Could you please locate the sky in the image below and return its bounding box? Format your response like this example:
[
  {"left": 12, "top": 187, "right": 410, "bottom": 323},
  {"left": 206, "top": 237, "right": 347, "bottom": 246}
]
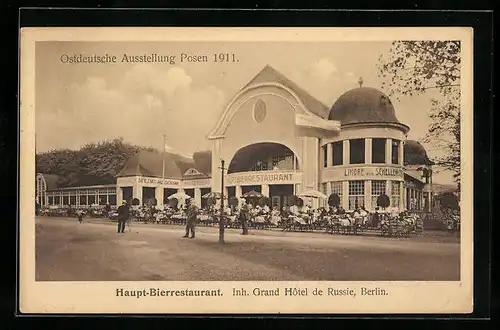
[{"left": 35, "top": 41, "right": 456, "bottom": 185}]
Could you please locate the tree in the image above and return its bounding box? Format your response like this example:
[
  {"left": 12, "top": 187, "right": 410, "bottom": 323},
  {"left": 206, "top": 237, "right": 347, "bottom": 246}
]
[
  {"left": 377, "top": 194, "right": 390, "bottom": 209},
  {"left": 438, "top": 192, "right": 459, "bottom": 211},
  {"left": 378, "top": 41, "right": 461, "bottom": 187},
  {"left": 228, "top": 196, "right": 239, "bottom": 207},
  {"left": 36, "top": 137, "right": 156, "bottom": 187},
  {"left": 328, "top": 193, "right": 341, "bottom": 207}
]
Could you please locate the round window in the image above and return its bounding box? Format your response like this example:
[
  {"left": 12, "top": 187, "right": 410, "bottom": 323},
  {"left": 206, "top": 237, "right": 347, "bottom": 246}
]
[{"left": 253, "top": 99, "right": 267, "bottom": 123}]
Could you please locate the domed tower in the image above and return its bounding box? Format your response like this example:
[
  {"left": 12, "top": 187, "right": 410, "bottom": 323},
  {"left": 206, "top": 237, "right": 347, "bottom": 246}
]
[{"left": 319, "top": 82, "right": 409, "bottom": 211}]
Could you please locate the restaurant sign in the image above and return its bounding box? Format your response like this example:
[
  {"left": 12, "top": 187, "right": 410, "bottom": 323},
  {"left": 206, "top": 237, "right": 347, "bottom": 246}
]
[
  {"left": 182, "top": 179, "right": 211, "bottom": 187},
  {"left": 137, "top": 177, "right": 180, "bottom": 186},
  {"left": 226, "top": 171, "right": 299, "bottom": 186},
  {"left": 344, "top": 167, "right": 403, "bottom": 178}
]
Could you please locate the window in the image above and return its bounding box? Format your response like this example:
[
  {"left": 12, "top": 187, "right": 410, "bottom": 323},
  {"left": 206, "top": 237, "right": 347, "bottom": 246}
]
[
  {"left": 391, "top": 181, "right": 400, "bottom": 208},
  {"left": 371, "top": 180, "right": 386, "bottom": 208},
  {"left": 322, "top": 145, "right": 328, "bottom": 167},
  {"left": 331, "top": 181, "right": 343, "bottom": 196},
  {"left": 48, "top": 196, "right": 53, "bottom": 205},
  {"left": 108, "top": 194, "right": 117, "bottom": 206},
  {"left": 392, "top": 140, "right": 400, "bottom": 164},
  {"left": 54, "top": 196, "right": 60, "bottom": 205},
  {"left": 332, "top": 142, "right": 343, "bottom": 166},
  {"left": 79, "top": 195, "right": 87, "bottom": 206},
  {"left": 321, "top": 182, "right": 328, "bottom": 195},
  {"left": 348, "top": 181, "right": 365, "bottom": 210},
  {"left": 99, "top": 195, "right": 107, "bottom": 205},
  {"left": 63, "top": 196, "right": 69, "bottom": 205},
  {"left": 349, "top": 139, "right": 365, "bottom": 164},
  {"left": 70, "top": 196, "right": 76, "bottom": 206},
  {"left": 372, "top": 138, "right": 386, "bottom": 164},
  {"left": 88, "top": 195, "right": 96, "bottom": 205}
]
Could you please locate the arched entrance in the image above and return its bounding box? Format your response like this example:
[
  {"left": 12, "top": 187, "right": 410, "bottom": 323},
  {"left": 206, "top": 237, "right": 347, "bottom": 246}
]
[
  {"left": 228, "top": 142, "right": 299, "bottom": 174},
  {"left": 227, "top": 142, "right": 300, "bottom": 210}
]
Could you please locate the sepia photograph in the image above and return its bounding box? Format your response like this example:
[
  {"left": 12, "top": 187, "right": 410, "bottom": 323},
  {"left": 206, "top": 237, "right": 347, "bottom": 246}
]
[{"left": 20, "top": 27, "right": 473, "bottom": 313}]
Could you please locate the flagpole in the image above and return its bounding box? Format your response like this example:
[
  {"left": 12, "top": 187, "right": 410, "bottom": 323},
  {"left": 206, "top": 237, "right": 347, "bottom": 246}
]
[{"left": 162, "top": 134, "right": 166, "bottom": 179}]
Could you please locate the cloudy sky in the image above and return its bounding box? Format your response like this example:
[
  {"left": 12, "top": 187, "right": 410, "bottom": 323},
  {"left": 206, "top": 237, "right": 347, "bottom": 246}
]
[{"left": 35, "top": 41, "right": 454, "bottom": 184}]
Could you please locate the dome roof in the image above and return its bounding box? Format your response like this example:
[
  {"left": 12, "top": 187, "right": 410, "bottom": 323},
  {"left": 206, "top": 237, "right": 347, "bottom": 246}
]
[
  {"left": 328, "top": 87, "right": 403, "bottom": 125},
  {"left": 404, "top": 140, "right": 433, "bottom": 165}
]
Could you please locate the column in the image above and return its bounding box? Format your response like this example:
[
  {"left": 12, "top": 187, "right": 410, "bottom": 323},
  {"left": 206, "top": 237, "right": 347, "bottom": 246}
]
[
  {"left": 342, "top": 181, "right": 349, "bottom": 210},
  {"left": 262, "top": 184, "right": 269, "bottom": 197},
  {"left": 235, "top": 185, "right": 242, "bottom": 199},
  {"left": 194, "top": 188, "right": 201, "bottom": 208},
  {"left": 399, "top": 140, "right": 405, "bottom": 165},
  {"left": 343, "top": 140, "right": 349, "bottom": 165},
  {"left": 134, "top": 185, "right": 143, "bottom": 205},
  {"left": 365, "top": 138, "right": 372, "bottom": 165},
  {"left": 116, "top": 186, "right": 123, "bottom": 206},
  {"left": 326, "top": 181, "right": 332, "bottom": 197},
  {"left": 399, "top": 182, "right": 404, "bottom": 211},
  {"left": 156, "top": 186, "right": 164, "bottom": 207},
  {"left": 386, "top": 180, "right": 392, "bottom": 208},
  {"left": 59, "top": 192, "right": 63, "bottom": 206},
  {"left": 76, "top": 190, "right": 80, "bottom": 207},
  {"left": 365, "top": 180, "right": 372, "bottom": 211},
  {"left": 301, "top": 137, "right": 320, "bottom": 190},
  {"left": 386, "top": 139, "right": 392, "bottom": 164},
  {"left": 327, "top": 143, "right": 333, "bottom": 167}
]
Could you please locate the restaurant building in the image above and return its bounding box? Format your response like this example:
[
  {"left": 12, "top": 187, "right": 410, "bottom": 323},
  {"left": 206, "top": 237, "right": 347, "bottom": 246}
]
[{"left": 36, "top": 65, "right": 437, "bottom": 212}]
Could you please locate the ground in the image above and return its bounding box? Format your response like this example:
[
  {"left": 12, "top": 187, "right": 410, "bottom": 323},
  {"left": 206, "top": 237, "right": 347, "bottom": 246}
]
[{"left": 35, "top": 217, "right": 460, "bottom": 281}]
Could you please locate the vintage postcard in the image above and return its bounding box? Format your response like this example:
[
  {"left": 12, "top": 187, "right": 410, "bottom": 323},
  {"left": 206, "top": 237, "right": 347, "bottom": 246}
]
[{"left": 20, "top": 27, "right": 473, "bottom": 314}]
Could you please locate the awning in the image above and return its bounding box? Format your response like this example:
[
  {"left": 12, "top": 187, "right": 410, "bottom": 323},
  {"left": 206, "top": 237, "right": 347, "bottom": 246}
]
[
  {"left": 404, "top": 170, "right": 426, "bottom": 184},
  {"left": 295, "top": 114, "right": 341, "bottom": 137}
]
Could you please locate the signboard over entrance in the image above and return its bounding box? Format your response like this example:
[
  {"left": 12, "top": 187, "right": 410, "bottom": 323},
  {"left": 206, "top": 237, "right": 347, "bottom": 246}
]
[
  {"left": 137, "top": 177, "right": 180, "bottom": 186},
  {"left": 182, "top": 179, "right": 211, "bottom": 187},
  {"left": 226, "top": 171, "right": 299, "bottom": 186}
]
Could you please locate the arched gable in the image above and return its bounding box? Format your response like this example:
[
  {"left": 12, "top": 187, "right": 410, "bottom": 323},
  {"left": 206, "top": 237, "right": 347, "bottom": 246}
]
[{"left": 208, "top": 83, "right": 320, "bottom": 139}]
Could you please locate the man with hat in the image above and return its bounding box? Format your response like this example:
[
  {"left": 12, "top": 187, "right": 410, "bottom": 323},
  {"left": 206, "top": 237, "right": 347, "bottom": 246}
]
[
  {"left": 239, "top": 198, "right": 250, "bottom": 235},
  {"left": 183, "top": 198, "right": 198, "bottom": 239},
  {"left": 117, "top": 200, "right": 130, "bottom": 234}
]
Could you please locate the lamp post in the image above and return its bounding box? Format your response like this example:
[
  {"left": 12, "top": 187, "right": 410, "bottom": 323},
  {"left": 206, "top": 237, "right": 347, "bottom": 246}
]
[
  {"left": 219, "top": 159, "right": 226, "bottom": 244},
  {"left": 162, "top": 134, "right": 166, "bottom": 179}
]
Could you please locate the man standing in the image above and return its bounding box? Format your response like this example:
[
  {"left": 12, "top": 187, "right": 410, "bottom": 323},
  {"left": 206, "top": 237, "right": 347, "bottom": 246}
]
[
  {"left": 240, "top": 199, "right": 249, "bottom": 235},
  {"left": 183, "top": 198, "right": 198, "bottom": 239},
  {"left": 117, "top": 201, "right": 129, "bottom": 234}
]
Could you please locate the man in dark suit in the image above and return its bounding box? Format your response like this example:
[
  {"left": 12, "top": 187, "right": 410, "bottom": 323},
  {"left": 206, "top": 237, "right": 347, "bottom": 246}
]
[
  {"left": 183, "top": 198, "right": 198, "bottom": 239},
  {"left": 240, "top": 199, "right": 250, "bottom": 235},
  {"left": 117, "top": 201, "right": 130, "bottom": 234}
]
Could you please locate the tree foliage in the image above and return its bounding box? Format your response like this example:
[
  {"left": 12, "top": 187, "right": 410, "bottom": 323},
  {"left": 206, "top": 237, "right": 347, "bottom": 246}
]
[
  {"left": 328, "top": 193, "right": 341, "bottom": 207},
  {"left": 438, "top": 192, "right": 460, "bottom": 211},
  {"left": 36, "top": 137, "right": 156, "bottom": 187},
  {"left": 378, "top": 41, "right": 461, "bottom": 186},
  {"left": 376, "top": 194, "right": 390, "bottom": 209}
]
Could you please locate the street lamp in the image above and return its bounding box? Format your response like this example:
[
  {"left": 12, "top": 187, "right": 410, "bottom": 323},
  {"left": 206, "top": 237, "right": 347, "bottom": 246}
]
[{"left": 219, "top": 158, "right": 226, "bottom": 244}]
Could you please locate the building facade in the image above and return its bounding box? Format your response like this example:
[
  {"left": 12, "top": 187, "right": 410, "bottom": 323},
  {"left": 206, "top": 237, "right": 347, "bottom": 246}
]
[{"left": 37, "top": 65, "right": 439, "bottom": 212}]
